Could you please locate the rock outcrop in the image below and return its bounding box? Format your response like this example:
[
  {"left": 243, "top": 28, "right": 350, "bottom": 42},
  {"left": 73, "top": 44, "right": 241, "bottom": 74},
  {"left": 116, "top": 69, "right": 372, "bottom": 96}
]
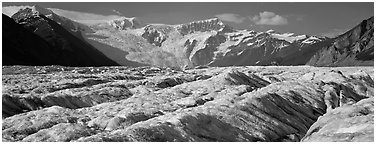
[
  {"left": 141, "top": 25, "right": 169, "bottom": 47},
  {"left": 2, "top": 66, "right": 373, "bottom": 142},
  {"left": 177, "top": 18, "right": 234, "bottom": 36},
  {"left": 108, "top": 17, "right": 143, "bottom": 30}
]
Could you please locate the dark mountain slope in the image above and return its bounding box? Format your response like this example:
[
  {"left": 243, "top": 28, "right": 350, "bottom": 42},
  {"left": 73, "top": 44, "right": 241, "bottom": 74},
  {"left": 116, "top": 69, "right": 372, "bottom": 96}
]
[
  {"left": 279, "top": 38, "right": 335, "bottom": 66},
  {"left": 3, "top": 8, "right": 119, "bottom": 66},
  {"left": 2, "top": 14, "right": 58, "bottom": 65},
  {"left": 307, "top": 17, "right": 374, "bottom": 66}
]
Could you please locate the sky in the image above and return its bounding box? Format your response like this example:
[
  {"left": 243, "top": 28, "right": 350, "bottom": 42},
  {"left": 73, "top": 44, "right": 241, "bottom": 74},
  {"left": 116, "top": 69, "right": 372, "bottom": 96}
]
[{"left": 2, "top": 2, "right": 374, "bottom": 37}]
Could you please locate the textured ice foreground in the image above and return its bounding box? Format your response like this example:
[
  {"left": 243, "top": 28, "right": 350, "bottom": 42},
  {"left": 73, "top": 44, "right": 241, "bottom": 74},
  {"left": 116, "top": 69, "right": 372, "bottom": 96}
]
[{"left": 2, "top": 66, "right": 374, "bottom": 142}]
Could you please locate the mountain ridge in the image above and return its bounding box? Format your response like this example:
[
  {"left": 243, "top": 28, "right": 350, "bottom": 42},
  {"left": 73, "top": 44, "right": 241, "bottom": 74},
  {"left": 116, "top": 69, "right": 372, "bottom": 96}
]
[
  {"left": 3, "top": 7, "right": 119, "bottom": 66},
  {"left": 2, "top": 5, "right": 373, "bottom": 68},
  {"left": 306, "top": 16, "right": 374, "bottom": 66}
]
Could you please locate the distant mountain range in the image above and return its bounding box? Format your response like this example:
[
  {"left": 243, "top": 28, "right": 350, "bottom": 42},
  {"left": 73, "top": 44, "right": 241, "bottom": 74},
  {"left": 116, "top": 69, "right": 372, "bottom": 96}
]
[{"left": 2, "top": 5, "right": 374, "bottom": 67}]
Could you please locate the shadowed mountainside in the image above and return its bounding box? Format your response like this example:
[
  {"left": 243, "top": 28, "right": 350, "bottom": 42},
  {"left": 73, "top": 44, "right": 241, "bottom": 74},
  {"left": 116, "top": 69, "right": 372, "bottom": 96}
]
[
  {"left": 3, "top": 14, "right": 58, "bottom": 65},
  {"left": 3, "top": 8, "right": 119, "bottom": 66}
]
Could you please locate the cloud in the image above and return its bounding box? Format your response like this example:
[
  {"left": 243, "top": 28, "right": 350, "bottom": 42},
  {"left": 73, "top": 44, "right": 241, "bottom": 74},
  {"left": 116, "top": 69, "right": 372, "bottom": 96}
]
[
  {"left": 112, "top": 9, "right": 123, "bottom": 15},
  {"left": 215, "top": 13, "right": 246, "bottom": 23},
  {"left": 251, "top": 11, "right": 288, "bottom": 25},
  {"left": 320, "top": 28, "right": 348, "bottom": 38},
  {"left": 47, "top": 8, "right": 122, "bottom": 25}
]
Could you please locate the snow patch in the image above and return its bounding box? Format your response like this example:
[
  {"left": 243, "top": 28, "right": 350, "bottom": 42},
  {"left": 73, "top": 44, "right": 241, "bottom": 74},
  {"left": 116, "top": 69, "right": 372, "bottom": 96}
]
[
  {"left": 237, "top": 50, "right": 246, "bottom": 55},
  {"left": 302, "top": 36, "right": 322, "bottom": 44},
  {"left": 271, "top": 42, "right": 289, "bottom": 54},
  {"left": 185, "top": 32, "right": 217, "bottom": 61},
  {"left": 247, "top": 42, "right": 255, "bottom": 46},
  {"left": 213, "top": 30, "right": 258, "bottom": 58},
  {"left": 271, "top": 33, "right": 307, "bottom": 43},
  {"left": 266, "top": 29, "right": 276, "bottom": 33}
]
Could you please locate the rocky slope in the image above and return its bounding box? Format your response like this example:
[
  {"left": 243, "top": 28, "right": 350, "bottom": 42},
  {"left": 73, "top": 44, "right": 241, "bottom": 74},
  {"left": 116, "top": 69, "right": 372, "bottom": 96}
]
[
  {"left": 307, "top": 17, "right": 374, "bottom": 66},
  {"left": 3, "top": 7, "right": 118, "bottom": 66},
  {"left": 2, "top": 65, "right": 373, "bottom": 142}
]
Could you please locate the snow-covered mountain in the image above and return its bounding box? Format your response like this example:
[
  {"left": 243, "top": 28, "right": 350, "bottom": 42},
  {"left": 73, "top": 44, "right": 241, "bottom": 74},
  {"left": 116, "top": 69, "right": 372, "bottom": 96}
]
[
  {"left": 132, "top": 18, "right": 329, "bottom": 67},
  {"left": 4, "top": 5, "right": 371, "bottom": 68}
]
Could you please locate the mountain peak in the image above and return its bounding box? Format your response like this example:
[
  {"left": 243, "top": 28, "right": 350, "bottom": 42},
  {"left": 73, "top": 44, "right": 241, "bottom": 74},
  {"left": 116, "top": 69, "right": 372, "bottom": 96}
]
[
  {"left": 2, "top": 5, "right": 51, "bottom": 17},
  {"left": 11, "top": 8, "right": 40, "bottom": 23},
  {"left": 108, "top": 16, "right": 143, "bottom": 30},
  {"left": 176, "top": 17, "right": 234, "bottom": 35},
  {"left": 10, "top": 5, "right": 55, "bottom": 22},
  {"left": 27, "top": 5, "right": 54, "bottom": 16},
  {"left": 187, "top": 17, "right": 224, "bottom": 25}
]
